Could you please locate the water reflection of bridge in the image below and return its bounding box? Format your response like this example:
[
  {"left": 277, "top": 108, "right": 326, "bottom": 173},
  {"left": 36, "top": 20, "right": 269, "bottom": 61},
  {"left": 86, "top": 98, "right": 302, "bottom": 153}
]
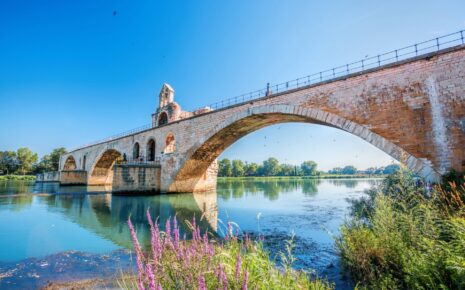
[
  {"left": 31, "top": 183, "right": 218, "bottom": 249},
  {"left": 1, "top": 179, "right": 380, "bottom": 250}
]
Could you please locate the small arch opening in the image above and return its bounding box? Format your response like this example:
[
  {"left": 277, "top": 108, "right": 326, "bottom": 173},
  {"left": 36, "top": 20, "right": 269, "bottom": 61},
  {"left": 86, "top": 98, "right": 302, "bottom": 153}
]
[
  {"left": 147, "top": 139, "right": 156, "bottom": 161},
  {"left": 63, "top": 156, "right": 77, "bottom": 170},
  {"left": 158, "top": 112, "right": 168, "bottom": 126},
  {"left": 133, "top": 142, "right": 140, "bottom": 160},
  {"left": 82, "top": 155, "right": 86, "bottom": 170},
  {"left": 164, "top": 133, "right": 176, "bottom": 154}
]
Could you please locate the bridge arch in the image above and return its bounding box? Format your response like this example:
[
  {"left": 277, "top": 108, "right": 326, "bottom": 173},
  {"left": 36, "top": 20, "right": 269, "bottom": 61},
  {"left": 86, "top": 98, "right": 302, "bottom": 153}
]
[
  {"left": 169, "top": 104, "right": 440, "bottom": 193},
  {"left": 63, "top": 155, "right": 77, "bottom": 170},
  {"left": 88, "top": 149, "right": 123, "bottom": 186}
]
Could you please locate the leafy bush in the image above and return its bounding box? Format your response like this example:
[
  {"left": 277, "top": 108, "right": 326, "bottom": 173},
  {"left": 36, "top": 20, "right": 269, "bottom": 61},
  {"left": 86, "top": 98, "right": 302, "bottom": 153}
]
[
  {"left": 121, "top": 211, "right": 333, "bottom": 290},
  {"left": 338, "top": 170, "right": 465, "bottom": 289}
]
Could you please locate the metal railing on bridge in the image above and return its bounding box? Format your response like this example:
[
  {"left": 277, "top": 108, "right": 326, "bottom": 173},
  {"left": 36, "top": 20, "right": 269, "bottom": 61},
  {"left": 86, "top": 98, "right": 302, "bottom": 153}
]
[{"left": 69, "top": 29, "right": 465, "bottom": 153}]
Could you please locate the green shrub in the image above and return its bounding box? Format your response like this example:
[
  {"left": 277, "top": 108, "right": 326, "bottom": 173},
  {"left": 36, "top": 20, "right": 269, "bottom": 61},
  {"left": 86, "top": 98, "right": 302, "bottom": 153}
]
[
  {"left": 339, "top": 170, "right": 465, "bottom": 289},
  {"left": 0, "top": 175, "right": 36, "bottom": 181}
]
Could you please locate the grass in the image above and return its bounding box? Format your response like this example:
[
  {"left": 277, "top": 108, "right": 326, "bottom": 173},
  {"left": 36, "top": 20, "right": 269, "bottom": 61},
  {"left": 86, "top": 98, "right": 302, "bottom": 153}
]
[
  {"left": 337, "top": 168, "right": 465, "bottom": 289},
  {"left": 0, "top": 175, "right": 36, "bottom": 181},
  {"left": 120, "top": 212, "right": 333, "bottom": 290}
]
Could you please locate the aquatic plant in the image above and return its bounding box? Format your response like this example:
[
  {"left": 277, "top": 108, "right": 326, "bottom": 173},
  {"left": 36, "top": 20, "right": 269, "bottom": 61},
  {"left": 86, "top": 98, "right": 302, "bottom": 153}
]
[
  {"left": 338, "top": 170, "right": 465, "bottom": 289},
  {"left": 120, "top": 211, "right": 333, "bottom": 290}
]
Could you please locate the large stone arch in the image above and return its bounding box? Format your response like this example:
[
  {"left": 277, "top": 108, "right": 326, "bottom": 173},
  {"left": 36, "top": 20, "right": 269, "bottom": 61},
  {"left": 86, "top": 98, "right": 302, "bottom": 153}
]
[
  {"left": 88, "top": 149, "right": 124, "bottom": 186},
  {"left": 168, "top": 104, "right": 440, "bottom": 193},
  {"left": 63, "top": 155, "right": 77, "bottom": 170}
]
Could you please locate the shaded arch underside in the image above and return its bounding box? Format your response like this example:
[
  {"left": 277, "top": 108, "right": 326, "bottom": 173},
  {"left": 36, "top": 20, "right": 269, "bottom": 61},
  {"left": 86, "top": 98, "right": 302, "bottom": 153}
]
[
  {"left": 89, "top": 149, "right": 122, "bottom": 185},
  {"left": 170, "top": 106, "right": 440, "bottom": 193},
  {"left": 63, "top": 156, "right": 77, "bottom": 170}
]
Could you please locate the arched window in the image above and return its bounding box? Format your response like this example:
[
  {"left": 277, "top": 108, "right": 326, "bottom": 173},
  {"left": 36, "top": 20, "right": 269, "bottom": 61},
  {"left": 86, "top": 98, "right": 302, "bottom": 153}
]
[
  {"left": 133, "top": 142, "right": 140, "bottom": 160},
  {"left": 158, "top": 112, "right": 168, "bottom": 126},
  {"left": 147, "top": 139, "right": 156, "bottom": 161},
  {"left": 164, "top": 133, "right": 176, "bottom": 154}
]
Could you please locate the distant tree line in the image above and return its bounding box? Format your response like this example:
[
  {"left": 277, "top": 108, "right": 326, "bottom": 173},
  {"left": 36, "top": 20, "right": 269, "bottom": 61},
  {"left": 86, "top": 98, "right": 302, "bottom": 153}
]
[
  {"left": 328, "top": 164, "right": 400, "bottom": 175},
  {"left": 0, "top": 147, "right": 67, "bottom": 175},
  {"left": 218, "top": 158, "right": 400, "bottom": 177},
  {"left": 218, "top": 157, "right": 318, "bottom": 177}
]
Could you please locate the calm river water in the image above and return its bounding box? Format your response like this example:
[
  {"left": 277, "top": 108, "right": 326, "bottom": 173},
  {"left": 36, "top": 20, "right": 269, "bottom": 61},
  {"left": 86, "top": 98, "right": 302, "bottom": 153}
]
[{"left": 0, "top": 178, "right": 380, "bottom": 289}]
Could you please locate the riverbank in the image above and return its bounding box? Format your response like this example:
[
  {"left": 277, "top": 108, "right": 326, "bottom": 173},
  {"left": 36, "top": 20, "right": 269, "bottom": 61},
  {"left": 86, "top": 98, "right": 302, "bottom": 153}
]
[
  {"left": 338, "top": 170, "right": 465, "bottom": 289},
  {"left": 218, "top": 174, "right": 386, "bottom": 180},
  {"left": 0, "top": 175, "right": 35, "bottom": 181},
  {"left": 122, "top": 215, "right": 334, "bottom": 289}
]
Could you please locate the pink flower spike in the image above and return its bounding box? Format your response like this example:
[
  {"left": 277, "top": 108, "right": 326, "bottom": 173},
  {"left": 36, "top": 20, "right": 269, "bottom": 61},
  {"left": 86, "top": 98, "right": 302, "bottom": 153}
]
[
  {"left": 243, "top": 270, "right": 248, "bottom": 290},
  {"left": 198, "top": 275, "right": 206, "bottom": 290},
  {"left": 235, "top": 252, "right": 242, "bottom": 281},
  {"left": 128, "top": 217, "right": 145, "bottom": 287},
  {"left": 146, "top": 263, "right": 157, "bottom": 290}
]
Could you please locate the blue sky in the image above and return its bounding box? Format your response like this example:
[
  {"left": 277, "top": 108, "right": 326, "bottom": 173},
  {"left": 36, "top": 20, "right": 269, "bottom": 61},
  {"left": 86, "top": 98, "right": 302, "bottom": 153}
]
[{"left": 1, "top": 1, "right": 464, "bottom": 170}]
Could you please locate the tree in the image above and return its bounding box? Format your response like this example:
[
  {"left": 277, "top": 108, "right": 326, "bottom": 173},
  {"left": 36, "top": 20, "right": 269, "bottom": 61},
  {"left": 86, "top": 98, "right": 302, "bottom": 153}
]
[
  {"left": 342, "top": 165, "right": 357, "bottom": 175},
  {"left": 279, "top": 164, "right": 296, "bottom": 176},
  {"left": 329, "top": 167, "right": 343, "bottom": 174},
  {"left": 301, "top": 160, "right": 318, "bottom": 176},
  {"left": 35, "top": 147, "right": 67, "bottom": 173},
  {"left": 16, "top": 147, "right": 38, "bottom": 175},
  {"left": 245, "top": 162, "right": 258, "bottom": 176},
  {"left": 218, "top": 159, "right": 232, "bottom": 177},
  {"left": 262, "top": 157, "right": 280, "bottom": 176},
  {"left": 0, "top": 151, "right": 19, "bottom": 175},
  {"left": 232, "top": 159, "right": 245, "bottom": 177},
  {"left": 383, "top": 164, "right": 400, "bottom": 174}
]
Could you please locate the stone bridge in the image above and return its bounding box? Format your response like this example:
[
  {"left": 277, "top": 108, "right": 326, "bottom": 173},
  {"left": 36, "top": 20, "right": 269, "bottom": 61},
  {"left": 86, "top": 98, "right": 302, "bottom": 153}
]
[{"left": 54, "top": 44, "right": 465, "bottom": 194}]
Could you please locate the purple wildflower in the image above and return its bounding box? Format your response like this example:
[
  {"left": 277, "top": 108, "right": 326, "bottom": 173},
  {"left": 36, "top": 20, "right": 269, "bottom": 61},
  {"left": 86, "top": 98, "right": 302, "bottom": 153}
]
[
  {"left": 198, "top": 275, "right": 206, "bottom": 290},
  {"left": 146, "top": 263, "right": 157, "bottom": 290},
  {"left": 235, "top": 252, "right": 242, "bottom": 280},
  {"left": 147, "top": 210, "right": 162, "bottom": 262},
  {"left": 128, "top": 217, "right": 145, "bottom": 290},
  {"left": 243, "top": 270, "right": 248, "bottom": 290}
]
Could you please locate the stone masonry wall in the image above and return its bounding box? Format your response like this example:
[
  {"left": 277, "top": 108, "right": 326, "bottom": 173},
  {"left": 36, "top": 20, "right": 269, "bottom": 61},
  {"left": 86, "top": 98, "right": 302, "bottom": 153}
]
[
  {"left": 112, "top": 164, "right": 161, "bottom": 194},
  {"left": 60, "top": 170, "right": 87, "bottom": 185}
]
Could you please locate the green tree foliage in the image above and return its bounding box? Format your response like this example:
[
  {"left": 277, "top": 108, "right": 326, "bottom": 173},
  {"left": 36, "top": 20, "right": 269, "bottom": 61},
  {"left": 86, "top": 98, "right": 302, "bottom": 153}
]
[
  {"left": 330, "top": 166, "right": 357, "bottom": 174},
  {"left": 279, "top": 164, "right": 296, "bottom": 176},
  {"left": 231, "top": 159, "right": 245, "bottom": 177},
  {"left": 328, "top": 167, "right": 343, "bottom": 174},
  {"left": 262, "top": 157, "right": 280, "bottom": 176},
  {"left": 16, "top": 147, "right": 38, "bottom": 175},
  {"left": 218, "top": 158, "right": 232, "bottom": 177},
  {"left": 382, "top": 164, "right": 400, "bottom": 174},
  {"left": 300, "top": 160, "right": 317, "bottom": 176},
  {"left": 0, "top": 151, "right": 19, "bottom": 175},
  {"left": 35, "top": 147, "right": 67, "bottom": 173},
  {"left": 244, "top": 162, "right": 259, "bottom": 176},
  {"left": 341, "top": 165, "right": 357, "bottom": 174}
]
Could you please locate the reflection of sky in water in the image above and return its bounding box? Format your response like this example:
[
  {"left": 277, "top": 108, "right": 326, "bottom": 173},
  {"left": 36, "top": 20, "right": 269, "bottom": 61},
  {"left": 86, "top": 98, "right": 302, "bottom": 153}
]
[{"left": 0, "top": 179, "right": 380, "bottom": 289}]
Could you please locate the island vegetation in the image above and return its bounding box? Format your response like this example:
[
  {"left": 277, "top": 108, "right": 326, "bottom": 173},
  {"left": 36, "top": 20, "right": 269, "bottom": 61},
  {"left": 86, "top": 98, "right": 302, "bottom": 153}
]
[
  {"left": 0, "top": 147, "right": 66, "bottom": 179},
  {"left": 218, "top": 157, "right": 400, "bottom": 178}
]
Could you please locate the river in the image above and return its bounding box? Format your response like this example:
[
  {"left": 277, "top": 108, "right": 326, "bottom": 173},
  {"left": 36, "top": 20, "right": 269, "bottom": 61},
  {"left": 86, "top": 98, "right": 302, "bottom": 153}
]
[{"left": 0, "top": 178, "right": 381, "bottom": 289}]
